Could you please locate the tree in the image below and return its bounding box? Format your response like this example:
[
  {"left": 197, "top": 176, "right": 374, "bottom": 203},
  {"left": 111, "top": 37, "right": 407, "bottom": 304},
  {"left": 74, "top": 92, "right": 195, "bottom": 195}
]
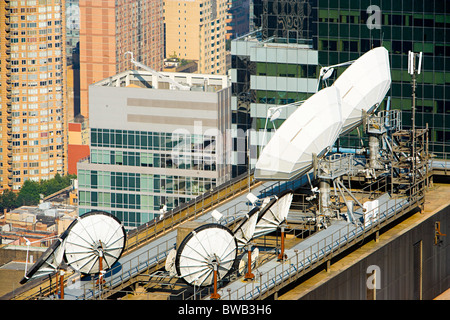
[
  {"left": 16, "top": 180, "right": 41, "bottom": 206},
  {"left": 0, "top": 189, "right": 18, "bottom": 211},
  {"left": 0, "top": 174, "right": 77, "bottom": 211}
]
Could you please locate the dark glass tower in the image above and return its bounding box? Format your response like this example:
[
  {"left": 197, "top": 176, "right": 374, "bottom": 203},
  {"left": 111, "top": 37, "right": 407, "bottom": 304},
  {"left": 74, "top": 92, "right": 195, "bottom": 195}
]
[
  {"left": 252, "top": 0, "right": 317, "bottom": 41},
  {"left": 249, "top": 0, "right": 450, "bottom": 159}
]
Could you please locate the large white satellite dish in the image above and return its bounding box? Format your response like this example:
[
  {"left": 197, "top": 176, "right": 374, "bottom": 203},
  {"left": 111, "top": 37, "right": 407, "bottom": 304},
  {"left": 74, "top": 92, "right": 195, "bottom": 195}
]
[
  {"left": 175, "top": 223, "right": 237, "bottom": 287},
  {"left": 253, "top": 190, "right": 294, "bottom": 238},
  {"left": 64, "top": 211, "right": 126, "bottom": 275},
  {"left": 255, "top": 86, "right": 343, "bottom": 181},
  {"left": 333, "top": 46, "right": 391, "bottom": 135}
]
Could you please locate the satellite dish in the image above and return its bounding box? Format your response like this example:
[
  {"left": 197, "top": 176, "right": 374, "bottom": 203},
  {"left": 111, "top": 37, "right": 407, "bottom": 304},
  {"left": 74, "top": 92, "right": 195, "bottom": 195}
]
[
  {"left": 64, "top": 211, "right": 126, "bottom": 275},
  {"left": 237, "top": 248, "right": 259, "bottom": 275},
  {"left": 20, "top": 234, "right": 68, "bottom": 284},
  {"left": 253, "top": 190, "right": 294, "bottom": 239},
  {"left": 255, "top": 86, "right": 343, "bottom": 181},
  {"left": 322, "top": 68, "right": 335, "bottom": 81},
  {"left": 164, "top": 248, "right": 177, "bottom": 277},
  {"left": 333, "top": 46, "right": 391, "bottom": 136},
  {"left": 232, "top": 208, "right": 259, "bottom": 248},
  {"left": 269, "top": 108, "right": 282, "bottom": 122},
  {"left": 175, "top": 223, "right": 238, "bottom": 287}
]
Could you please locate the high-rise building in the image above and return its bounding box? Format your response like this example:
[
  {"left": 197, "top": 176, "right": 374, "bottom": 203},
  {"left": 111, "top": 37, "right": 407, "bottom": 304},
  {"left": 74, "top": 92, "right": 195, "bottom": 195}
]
[
  {"left": 0, "top": 0, "right": 68, "bottom": 191},
  {"left": 252, "top": 0, "right": 316, "bottom": 41},
  {"left": 78, "top": 0, "right": 164, "bottom": 118},
  {"left": 77, "top": 70, "right": 231, "bottom": 229},
  {"left": 313, "top": 0, "right": 450, "bottom": 159},
  {"left": 247, "top": 0, "right": 450, "bottom": 162},
  {"left": 164, "top": 0, "right": 228, "bottom": 75},
  {"left": 225, "top": 0, "right": 250, "bottom": 40},
  {"left": 65, "top": 0, "right": 81, "bottom": 119},
  {"left": 230, "top": 30, "right": 318, "bottom": 176}
]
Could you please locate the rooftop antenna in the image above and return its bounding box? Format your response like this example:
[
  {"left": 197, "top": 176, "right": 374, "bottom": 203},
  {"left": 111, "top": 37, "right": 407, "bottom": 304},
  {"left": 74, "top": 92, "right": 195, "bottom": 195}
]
[
  {"left": 175, "top": 223, "right": 238, "bottom": 291},
  {"left": 20, "top": 235, "right": 63, "bottom": 284},
  {"left": 316, "top": 60, "right": 355, "bottom": 93},
  {"left": 252, "top": 190, "right": 293, "bottom": 239},
  {"left": 408, "top": 51, "right": 423, "bottom": 186},
  {"left": 255, "top": 86, "right": 343, "bottom": 181},
  {"left": 20, "top": 210, "right": 126, "bottom": 298},
  {"left": 64, "top": 211, "right": 126, "bottom": 278}
]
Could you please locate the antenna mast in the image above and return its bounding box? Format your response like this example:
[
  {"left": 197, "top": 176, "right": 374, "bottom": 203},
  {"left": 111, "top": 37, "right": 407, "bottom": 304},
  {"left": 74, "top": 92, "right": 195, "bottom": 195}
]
[{"left": 408, "top": 51, "right": 423, "bottom": 186}]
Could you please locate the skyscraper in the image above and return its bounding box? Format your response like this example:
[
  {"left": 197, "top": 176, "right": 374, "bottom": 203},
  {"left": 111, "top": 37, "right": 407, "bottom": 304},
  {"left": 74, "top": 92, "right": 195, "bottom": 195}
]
[
  {"left": 78, "top": 0, "right": 164, "bottom": 118},
  {"left": 230, "top": 31, "right": 318, "bottom": 176},
  {"left": 225, "top": 0, "right": 250, "bottom": 40},
  {"left": 248, "top": 0, "right": 450, "bottom": 161},
  {"left": 313, "top": 0, "right": 450, "bottom": 159},
  {"left": 0, "top": 0, "right": 68, "bottom": 190},
  {"left": 164, "top": 0, "right": 228, "bottom": 75}
]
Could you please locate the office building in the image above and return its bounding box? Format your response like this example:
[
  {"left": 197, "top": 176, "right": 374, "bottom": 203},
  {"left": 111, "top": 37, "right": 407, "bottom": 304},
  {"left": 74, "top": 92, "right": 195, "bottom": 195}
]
[
  {"left": 225, "top": 0, "right": 250, "bottom": 40},
  {"left": 230, "top": 30, "right": 318, "bottom": 176},
  {"left": 249, "top": 0, "right": 450, "bottom": 160},
  {"left": 65, "top": 0, "right": 80, "bottom": 65},
  {"left": 252, "top": 0, "right": 315, "bottom": 41},
  {"left": 77, "top": 70, "right": 231, "bottom": 229},
  {"left": 313, "top": 0, "right": 450, "bottom": 158},
  {"left": 0, "top": 0, "right": 68, "bottom": 191},
  {"left": 65, "top": 0, "right": 81, "bottom": 120},
  {"left": 78, "top": 0, "right": 164, "bottom": 117},
  {"left": 164, "top": 0, "right": 228, "bottom": 75}
]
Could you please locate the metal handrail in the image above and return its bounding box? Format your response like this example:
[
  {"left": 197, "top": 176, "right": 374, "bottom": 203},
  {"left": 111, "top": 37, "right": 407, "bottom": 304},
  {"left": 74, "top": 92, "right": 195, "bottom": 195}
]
[
  {"left": 124, "top": 170, "right": 259, "bottom": 253},
  {"left": 222, "top": 183, "right": 424, "bottom": 300}
]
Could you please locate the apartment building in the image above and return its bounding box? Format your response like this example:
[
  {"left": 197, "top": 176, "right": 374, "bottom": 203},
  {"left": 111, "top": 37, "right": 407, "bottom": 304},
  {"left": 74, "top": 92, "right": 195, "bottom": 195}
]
[
  {"left": 79, "top": 0, "right": 164, "bottom": 117},
  {"left": 164, "top": 0, "right": 228, "bottom": 75},
  {"left": 0, "top": 0, "right": 68, "bottom": 190}
]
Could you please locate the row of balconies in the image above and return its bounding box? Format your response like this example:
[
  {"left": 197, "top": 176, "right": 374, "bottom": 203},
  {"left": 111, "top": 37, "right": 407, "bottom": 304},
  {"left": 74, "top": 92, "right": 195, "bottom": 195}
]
[
  {"left": 2, "top": 41, "right": 13, "bottom": 186},
  {"left": 2, "top": 6, "right": 13, "bottom": 182}
]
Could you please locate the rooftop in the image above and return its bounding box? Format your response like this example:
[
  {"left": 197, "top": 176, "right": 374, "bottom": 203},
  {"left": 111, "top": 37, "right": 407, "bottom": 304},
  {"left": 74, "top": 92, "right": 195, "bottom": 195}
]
[{"left": 93, "top": 69, "right": 230, "bottom": 93}]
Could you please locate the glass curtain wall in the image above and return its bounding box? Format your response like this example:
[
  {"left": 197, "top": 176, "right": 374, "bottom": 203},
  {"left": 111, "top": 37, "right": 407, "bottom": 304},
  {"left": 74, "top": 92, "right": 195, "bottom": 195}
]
[
  {"left": 313, "top": 0, "right": 450, "bottom": 157},
  {"left": 78, "top": 128, "right": 218, "bottom": 229}
]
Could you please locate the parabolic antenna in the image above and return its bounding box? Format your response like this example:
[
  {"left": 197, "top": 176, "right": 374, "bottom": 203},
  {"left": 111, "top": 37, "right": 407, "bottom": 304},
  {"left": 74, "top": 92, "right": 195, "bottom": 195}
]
[
  {"left": 64, "top": 211, "right": 126, "bottom": 275},
  {"left": 253, "top": 190, "right": 294, "bottom": 238},
  {"left": 238, "top": 248, "right": 259, "bottom": 275},
  {"left": 165, "top": 248, "right": 177, "bottom": 277},
  {"left": 255, "top": 86, "right": 343, "bottom": 181},
  {"left": 19, "top": 233, "right": 69, "bottom": 284},
  {"left": 232, "top": 206, "right": 260, "bottom": 248},
  {"left": 175, "top": 223, "right": 237, "bottom": 287},
  {"left": 333, "top": 46, "right": 391, "bottom": 135}
]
